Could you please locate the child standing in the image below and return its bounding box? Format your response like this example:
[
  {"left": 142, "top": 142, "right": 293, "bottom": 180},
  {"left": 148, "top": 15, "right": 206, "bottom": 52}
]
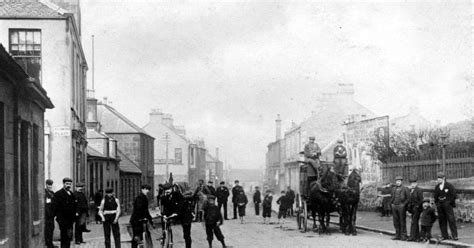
[
  {"left": 262, "top": 190, "right": 273, "bottom": 224},
  {"left": 276, "top": 191, "right": 290, "bottom": 228},
  {"left": 236, "top": 190, "right": 248, "bottom": 224},
  {"left": 420, "top": 198, "right": 437, "bottom": 242},
  {"left": 203, "top": 195, "right": 227, "bottom": 248}
]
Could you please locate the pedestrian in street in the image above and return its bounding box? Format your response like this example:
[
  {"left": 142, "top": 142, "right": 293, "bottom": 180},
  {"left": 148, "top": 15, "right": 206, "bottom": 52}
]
[
  {"left": 434, "top": 171, "right": 458, "bottom": 241},
  {"left": 52, "top": 177, "right": 77, "bottom": 248},
  {"left": 407, "top": 176, "right": 423, "bottom": 242},
  {"left": 99, "top": 188, "right": 121, "bottom": 248},
  {"left": 378, "top": 182, "right": 392, "bottom": 217},
  {"left": 203, "top": 195, "right": 227, "bottom": 248},
  {"left": 277, "top": 191, "right": 290, "bottom": 228},
  {"left": 231, "top": 180, "right": 243, "bottom": 219},
  {"left": 390, "top": 175, "right": 410, "bottom": 241},
  {"left": 216, "top": 181, "right": 230, "bottom": 220},
  {"left": 419, "top": 198, "right": 437, "bottom": 242},
  {"left": 194, "top": 179, "right": 211, "bottom": 222},
  {"left": 262, "top": 190, "right": 273, "bottom": 224},
  {"left": 286, "top": 186, "right": 295, "bottom": 216},
  {"left": 208, "top": 180, "right": 216, "bottom": 196},
  {"left": 180, "top": 190, "right": 195, "bottom": 248},
  {"left": 236, "top": 190, "right": 248, "bottom": 224},
  {"left": 94, "top": 189, "right": 104, "bottom": 224},
  {"left": 44, "top": 179, "right": 55, "bottom": 248},
  {"left": 73, "top": 182, "right": 90, "bottom": 245},
  {"left": 130, "top": 184, "right": 154, "bottom": 248},
  {"left": 304, "top": 136, "right": 321, "bottom": 192},
  {"left": 253, "top": 186, "right": 261, "bottom": 216}
]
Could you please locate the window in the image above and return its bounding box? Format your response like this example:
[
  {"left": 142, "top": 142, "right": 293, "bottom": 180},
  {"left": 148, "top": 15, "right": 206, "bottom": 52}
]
[
  {"left": 0, "top": 103, "right": 5, "bottom": 239},
  {"left": 175, "top": 148, "right": 182, "bottom": 164},
  {"left": 9, "top": 30, "right": 41, "bottom": 84}
]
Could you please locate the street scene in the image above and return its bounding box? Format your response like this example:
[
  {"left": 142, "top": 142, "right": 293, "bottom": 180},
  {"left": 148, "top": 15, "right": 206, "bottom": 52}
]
[{"left": 0, "top": 0, "right": 473, "bottom": 248}]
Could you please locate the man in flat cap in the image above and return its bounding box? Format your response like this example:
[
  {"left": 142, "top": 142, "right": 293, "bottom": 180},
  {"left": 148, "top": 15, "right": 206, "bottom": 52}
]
[
  {"left": 158, "top": 183, "right": 181, "bottom": 245},
  {"left": 434, "top": 171, "right": 458, "bottom": 241},
  {"left": 231, "top": 180, "right": 243, "bottom": 219},
  {"left": 52, "top": 177, "right": 77, "bottom": 248},
  {"left": 216, "top": 181, "right": 230, "bottom": 220},
  {"left": 407, "top": 175, "right": 423, "bottom": 241},
  {"left": 333, "top": 139, "right": 348, "bottom": 181},
  {"left": 304, "top": 136, "right": 321, "bottom": 195},
  {"left": 73, "top": 182, "right": 90, "bottom": 244},
  {"left": 390, "top": 176, "right": 410, "bottom": 241},
  {"left": 208, "top": 180, "right": 217, "bottom": 196},
  {"left": 130, "top": 185, "right": 153, "bottom": 248},
  {"left": 44, "top": 179, "right": 55, "bottom": 248}
]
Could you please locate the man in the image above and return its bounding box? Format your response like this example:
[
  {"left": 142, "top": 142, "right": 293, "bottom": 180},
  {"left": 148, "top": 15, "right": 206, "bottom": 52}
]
[
  {"left": 304, "top": 136, "right": 321, "bottom": 192},
  {"left": 390, "top": 176, "right": 410, "bottom": 241},
  {"left": 203, "top": 195, "right": 227, "bottom": 248},
  {"left": 333, "top": 139, "right": 348, "bottom": 180},
  {"left": 52, "top": 177, "right": 77, "bottom": 248},
  {"left": 208, "top": 181, "right": 217, "bottom": 196},
  {"left": 94, "top": 189, "right": 103, "bottom": 224},
  {"left": 98, "top": 188, "right": 121, "bottom": 248},
  {"left": 194, "top": 179, "right": 211, "bottom": 222},
  {"left": 180, "top": 191, "right": 195, "bottom": 248},
  {"left": 73, "top": 182, "right": 90, "bottom": 244},
  {"left": 216, "top": 181, "right": 230, "bottom": 220},
  {"left": 286, "top": 186, "right": 295, "bottom": 217},
  {"left": 253, "top": 186, "right": 261, "bottom": 216},
  {"left": 159, "top": 183, "right": 181, "bottom": 245},
  {"left": 407, "top": 176, "right": 423, "bottom": 242},
  {"left": 434, "top": 171, "right": 458, "bottom": 241},
  {"left": 44, "top": 179, "right": 55, "bottom": 248},
  {"left": 231, "top": 180, "right": 243, "bottom": 219},
  {"left": 130, "top": 185, "right": 154, "bottom": 248}
]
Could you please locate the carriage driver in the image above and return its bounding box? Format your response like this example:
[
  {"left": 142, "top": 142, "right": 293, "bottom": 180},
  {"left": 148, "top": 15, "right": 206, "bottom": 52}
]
[
  {"left": 304, "top": 136, "right": 322, "bottom": 187},
  {"left": 333, "top": 139, "right": 348, "bottom": 183}
]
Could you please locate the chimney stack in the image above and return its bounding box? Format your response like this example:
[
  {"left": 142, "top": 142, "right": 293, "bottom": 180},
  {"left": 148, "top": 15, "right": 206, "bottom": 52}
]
[
  {"left": 149, "top": 109, "right": 163, "bottom": 123},
  {"left": 162, "top": 114, "right": 174, "bottom": 127},
  {"left": 215, "top": 148, "right": 219, "bottom": 161},
  {"left": 276, "top": 114, "right": 282, "bottom": 140}
]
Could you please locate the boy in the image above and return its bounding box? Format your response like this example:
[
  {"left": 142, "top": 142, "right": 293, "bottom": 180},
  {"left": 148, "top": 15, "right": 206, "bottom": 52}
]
[
  {"left": 203, "top": 195, "right": 227, "bottom": 248},
  {"left": 420, "top": 198, "right": 437, "bottom": 242},
  {"left": 262, "top": 190, "right": 273, "bottom": 224},
  {"left": 276, "top": 191, "right": 290, "bottom": 228},
  {"left": 236, "top": 190, "right": 248, "bottom": 224}
]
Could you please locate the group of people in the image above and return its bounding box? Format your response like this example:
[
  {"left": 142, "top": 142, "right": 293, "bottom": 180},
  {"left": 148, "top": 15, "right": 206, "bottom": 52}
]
[{"left": 386, "top": 171, "right": 458, "bottom": 242}]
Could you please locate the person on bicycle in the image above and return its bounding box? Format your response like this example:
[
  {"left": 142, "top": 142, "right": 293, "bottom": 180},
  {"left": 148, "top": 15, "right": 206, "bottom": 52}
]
[
  {"left": 158, "top": 183, "right": 181, "bottom": 245},
  {"left": 130, "top": 184, "right": 153, "bottom": 248},
  {"left": 203, "top": 195, "right": 227, "bottom": 248}
]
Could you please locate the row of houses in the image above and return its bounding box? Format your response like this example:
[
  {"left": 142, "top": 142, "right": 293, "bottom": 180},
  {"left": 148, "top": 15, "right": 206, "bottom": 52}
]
[
  {"left": 0, "top": 1, "right": 224, "bottom": 247},
  {"left": 265, "top": 83, "right": 438, "bottom": 195}
]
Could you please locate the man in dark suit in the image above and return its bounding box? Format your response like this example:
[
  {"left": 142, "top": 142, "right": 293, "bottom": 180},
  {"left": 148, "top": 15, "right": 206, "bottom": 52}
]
[
  {"left": 407, "top": 176, "right": 423, "bottom": 241},
  {"left": 73, "top": 182, "right": 90, "bottom": 244},
  {"left": 207, "top": 181, "right": 216, "bottom": 196},
  {"left": 44, "top": 179, "right": 55, "bottom": 248},
  {"left": 52, "top": 177, "right": 77, "bottom": 248},
  {"left": 390, "top": 175, "right": 410, "bottom": 241},
  {"left": 216, "top": 181, "right": 230, "bottom": 220},
  {"left": 231, "top": 180, "right": 243, "bottom": 219},
  {"left": 434, "top": 171, "right": 458, "bottom": 241},
  {"left": 253, "top": 186, "right": 261, "bottom": 215},
  {"left": 130, "top": 185, "right": 153, "bottom": 248}
]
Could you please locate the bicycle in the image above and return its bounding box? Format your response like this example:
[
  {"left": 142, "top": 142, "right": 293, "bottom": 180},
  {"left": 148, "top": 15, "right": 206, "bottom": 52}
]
[
  {"left": 137, "top": 219, "right": 153, "bottom": 248},
  {"left": 159, "top": 215, "right": 176, "bottom": 248}
]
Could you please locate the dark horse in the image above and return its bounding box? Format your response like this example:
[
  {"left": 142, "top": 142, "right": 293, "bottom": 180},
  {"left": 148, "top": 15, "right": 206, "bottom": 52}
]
[
  {"left": 308, "top": 170, "right": 340, "bottom": 234},
  {"left": 338, "top": 169, "right": 362, "bottom": 236}
]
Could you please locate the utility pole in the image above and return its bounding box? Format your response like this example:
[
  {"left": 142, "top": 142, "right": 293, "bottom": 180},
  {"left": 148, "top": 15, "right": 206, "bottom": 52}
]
[
  {"left": 162, "top": 132, "right": 171, "bottom": 180},
  {"left": 440, "top": 132, "right": 448, "bottom": 175}
]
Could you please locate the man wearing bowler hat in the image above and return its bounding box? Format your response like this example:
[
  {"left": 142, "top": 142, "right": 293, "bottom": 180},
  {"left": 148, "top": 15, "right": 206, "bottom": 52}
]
[
  {"left": 390, "top": 175, "right": 410, "bottom": 241},
  {"left": 407, "top": 175, "right": 423, "bottom": 241},
  {"left": 52, "top": 177, "right": 77, "bottom": 248},
  {"left": 434, "top": 171, "right": 458, "bottom": 241}
]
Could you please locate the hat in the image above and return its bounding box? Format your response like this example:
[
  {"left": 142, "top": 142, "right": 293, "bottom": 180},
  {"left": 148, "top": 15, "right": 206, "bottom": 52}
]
[
  {"left": 309, "top": 136, "right": 315, "bottom": 140},
  {"left": 437, "top": 171, "right": 445, "bottom": 178},
  {"left": 141, "top": 184, "right": 151, "bottom": 190},
  {"left": 409, "top": 175, "right": 418, "bottom": 183},
  {"left": 63, "top": 177, "right": 72, "bottom": 183},
  {"left": 234, "top": 180, "right": 239, "bottom": 183},
  {"left": 337, "top": 139, "right": 343, "bottom": 143},
  {"left": 208, "top": 181, "right": 213, "bottom": 184},
  {"left": 76, "top": 182, "right": 85, "bottom": 187},
  {"left": 45, "top": 179, "right": 54, "bottom": 185},
  {"left": 395, "top": 176, "right": 403, "bottom": 181},
  {"left": 422, "top": 198, "right": 430, "bottom": 203},
  {"left": 105, "top": 188, "right": 114, "bottom": 194},
  {"left": 208, "top": 195, "right": 216, "bottom": 200},
  {"left": 162, "top": 183, "right": 173, "bottom": 190},
  {"left": 220, "top": 181, "right": 225, "bottom": 185}
]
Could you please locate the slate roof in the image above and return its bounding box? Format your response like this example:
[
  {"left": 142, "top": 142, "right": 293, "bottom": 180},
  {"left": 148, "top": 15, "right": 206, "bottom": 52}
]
[
  {"left": 86, "top": 129, "right": 108, "bottom": 139},
  {"left": 87, "top": 146, "right": 105, "bottom": 158},
  {"left": 118, "top": 149, "right": 142, "bottom": 174},
  {"left": 97, "top": 103, "right": 152, "bottom": 137},
  {"left": 0, "top": 0, "right": 66, "bottom": 19}
]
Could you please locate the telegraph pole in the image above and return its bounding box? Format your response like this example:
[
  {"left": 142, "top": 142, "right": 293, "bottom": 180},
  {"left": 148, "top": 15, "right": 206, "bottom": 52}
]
[{"left": 440, "top": 132, "right": 448, "bottom": 175}]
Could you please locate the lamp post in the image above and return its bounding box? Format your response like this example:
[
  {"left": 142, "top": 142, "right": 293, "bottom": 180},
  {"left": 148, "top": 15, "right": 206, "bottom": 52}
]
[{"left": 440, "top": 132, "right": 448, "bottom": 175}]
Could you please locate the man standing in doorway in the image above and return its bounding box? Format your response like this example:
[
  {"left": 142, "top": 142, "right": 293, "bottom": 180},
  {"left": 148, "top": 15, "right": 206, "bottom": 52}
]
[
  {"left": 74, "top": 182, "right": 90, "bottom": 244},
  {"left": 390, "top": 176, "right": 410, "bottom": 241},
  {"left": 216, "top": 181, "right": 230, "bottom": 220},
  {"left": 44, "top": 179, "right": 55, "bottom": 248},
  {"left": 434, "top": 172, "right": 458, "bottom": 241},
  {"left": 232, "top": 180, "right": 243, "bottom": 219},
  {"left": 52, "top": 177, "right": 77, "bottom": 248},
  {"left": 253, "top": 186, "right": 261, "bottom": 216}
]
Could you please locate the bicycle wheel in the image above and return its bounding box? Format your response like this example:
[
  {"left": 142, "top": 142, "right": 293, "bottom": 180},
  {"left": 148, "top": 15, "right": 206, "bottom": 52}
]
[{"left": 143, "top": 223, "right": 153, "bottom": 248}]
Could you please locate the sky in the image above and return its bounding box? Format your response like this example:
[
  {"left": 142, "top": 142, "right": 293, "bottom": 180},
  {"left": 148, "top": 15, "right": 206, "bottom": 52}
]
[{"left": 80, "top": 0, "right": 473, "bottom": 170}]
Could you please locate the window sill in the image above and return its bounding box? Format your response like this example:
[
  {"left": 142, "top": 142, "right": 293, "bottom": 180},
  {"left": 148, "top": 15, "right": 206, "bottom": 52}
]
[{"left": 32, "top": 220, "right": 41, "bottom": 236}]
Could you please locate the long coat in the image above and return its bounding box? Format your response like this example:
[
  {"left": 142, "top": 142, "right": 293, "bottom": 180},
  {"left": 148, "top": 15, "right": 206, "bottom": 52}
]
[
  {"left": 53, "top": 188, "right": 77, "bottom": 225},
  {"left": 130, "top": 193, "right": 153, "bottom": 225}
]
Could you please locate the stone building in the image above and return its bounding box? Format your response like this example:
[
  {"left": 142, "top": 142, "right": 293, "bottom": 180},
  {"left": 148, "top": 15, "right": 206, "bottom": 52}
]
[
  {"left": 0, "top": 0, "right": 89, "bottom": 193},
  {"left": 188, "top": 140, "right": 207, "bottom": 187},
  {"left": 0, "top": 44, "right": 54, "bottom": 247}
]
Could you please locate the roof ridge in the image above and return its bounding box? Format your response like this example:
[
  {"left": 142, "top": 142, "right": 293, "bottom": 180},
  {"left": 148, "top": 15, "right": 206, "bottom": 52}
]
[
  {"left": 100, "top": 103, "right": 151, "bottom": 136},
  {"left": 38, "top": 0, "right": 67, "bottom": 15}
]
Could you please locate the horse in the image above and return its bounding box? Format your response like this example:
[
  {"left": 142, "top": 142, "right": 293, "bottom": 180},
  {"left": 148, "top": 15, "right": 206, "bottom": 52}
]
[{"left": 338, "top": 169, "right": 362, "bottom": 236}]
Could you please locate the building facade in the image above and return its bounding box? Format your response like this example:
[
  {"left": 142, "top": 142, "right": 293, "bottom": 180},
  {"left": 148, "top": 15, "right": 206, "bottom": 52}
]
[
  {"left": 0, "top": 44, "right": 54, "bottom": 248},
  {"left": 205, "top": 148, "right": 224, "bottom": 184},
  {"left": 0, "top": 0, "right": 88, "bottom": 193},
  {"left": 188, "top": 141, "right": 207, "bottom": 186}
]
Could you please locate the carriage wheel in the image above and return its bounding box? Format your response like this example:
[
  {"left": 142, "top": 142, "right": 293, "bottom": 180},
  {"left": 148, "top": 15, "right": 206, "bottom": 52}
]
[
  {"left": 296, "top": 194, "right": 302, "bottom": 229},
  {"left": 302, "top": 200, "right": 308, "bottom": 232}
]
